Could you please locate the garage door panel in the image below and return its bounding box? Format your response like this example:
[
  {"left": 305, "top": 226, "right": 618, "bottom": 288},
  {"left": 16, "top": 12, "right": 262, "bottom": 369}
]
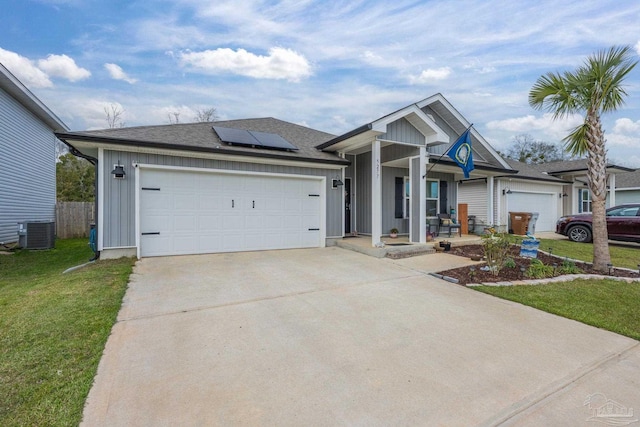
[
  {"left": 140, "top": 170, "right": 323, "bottom": 257},
  {"left": 508, "top": 192, "right": 556, "bottom": 232}
]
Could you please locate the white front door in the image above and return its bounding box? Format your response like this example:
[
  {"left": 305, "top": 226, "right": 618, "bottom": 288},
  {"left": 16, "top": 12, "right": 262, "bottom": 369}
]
[{"left": 139, "top": 168, "right": 324, "bottom": 257}]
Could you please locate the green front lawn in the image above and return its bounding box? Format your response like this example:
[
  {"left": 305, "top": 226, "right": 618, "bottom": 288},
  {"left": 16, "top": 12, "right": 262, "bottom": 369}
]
[
  {"left": 475, "top": 279, "right": 640, "bottom": 340},
  {"left": 537, "top": 238, "right": 640, "bottom": 270},
  {"left": 475, "top": 238, "right": 640, "bottom": 341},
  {"left": 0, "top": 239, "right": 134, "bottom": 427}
]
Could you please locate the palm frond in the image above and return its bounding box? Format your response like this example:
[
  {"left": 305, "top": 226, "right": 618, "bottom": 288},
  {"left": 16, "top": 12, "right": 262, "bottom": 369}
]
[{"left": 562, "top": 122, "right": 589, "bottom": 156}]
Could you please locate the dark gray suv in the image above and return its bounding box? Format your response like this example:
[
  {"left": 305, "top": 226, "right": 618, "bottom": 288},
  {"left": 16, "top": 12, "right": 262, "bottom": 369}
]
[{"left": 555, "top": 204, "right": 640, "bottom": 243}]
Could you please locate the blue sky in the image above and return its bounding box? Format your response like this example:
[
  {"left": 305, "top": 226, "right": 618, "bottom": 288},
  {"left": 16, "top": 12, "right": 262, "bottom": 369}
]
[{"left": 2, "top": 0, "right": 640, "bottom": 165}]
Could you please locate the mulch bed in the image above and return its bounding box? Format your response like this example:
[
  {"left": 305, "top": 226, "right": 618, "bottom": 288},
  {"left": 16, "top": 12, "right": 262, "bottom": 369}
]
[{"left": 439, "top": 244, "right": 638, "bottom": 285}]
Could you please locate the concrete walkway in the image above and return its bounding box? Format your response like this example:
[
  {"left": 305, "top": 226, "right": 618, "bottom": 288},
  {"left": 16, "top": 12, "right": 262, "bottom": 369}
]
[{"left": 82, "top": 247, "right": 639, "bottom": 426}]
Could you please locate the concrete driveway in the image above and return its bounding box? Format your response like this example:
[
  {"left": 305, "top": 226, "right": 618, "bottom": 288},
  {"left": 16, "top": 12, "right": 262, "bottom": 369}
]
[{"left": 83, "top": 247, "right": 639, "bottom": 426}]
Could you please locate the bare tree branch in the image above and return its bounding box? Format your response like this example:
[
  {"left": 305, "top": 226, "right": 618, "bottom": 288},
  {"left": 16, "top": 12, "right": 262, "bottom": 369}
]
[
  {"left": 104, "top": 104, "right": 125, "bottom": 128},
  {"left": 194, "top": 107, "right": 219, "bottom": 122}
]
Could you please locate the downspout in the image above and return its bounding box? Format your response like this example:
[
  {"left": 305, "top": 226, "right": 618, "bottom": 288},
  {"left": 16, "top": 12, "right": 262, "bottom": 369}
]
[{"left": 67, "top": 144, "right": 100, "bottom": 261}]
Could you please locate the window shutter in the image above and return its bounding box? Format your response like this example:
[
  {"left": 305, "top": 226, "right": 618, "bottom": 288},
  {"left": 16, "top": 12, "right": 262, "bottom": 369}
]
[{"left": 395, "top": 177, "right": 403, "bottom": 218}]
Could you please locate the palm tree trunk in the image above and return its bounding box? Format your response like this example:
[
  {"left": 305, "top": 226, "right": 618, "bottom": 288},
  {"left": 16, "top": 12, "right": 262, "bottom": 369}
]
[{"left": 585, "top": 111, "right": 611, "bottom": 272}]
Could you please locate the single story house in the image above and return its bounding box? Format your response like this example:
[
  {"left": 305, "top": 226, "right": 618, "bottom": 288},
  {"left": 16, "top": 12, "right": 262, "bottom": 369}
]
[
  {"left": 459, "top": 159, "right": 571, "bottom": 234},
  {"left": 0, "top": 63, "right": 68, "bottom": 245},
  {"left": 59, "top": 93, "right": 586, "bottom": 259},
  {"left": 532, "top": 159, "right": 636, "bottom": 215}
]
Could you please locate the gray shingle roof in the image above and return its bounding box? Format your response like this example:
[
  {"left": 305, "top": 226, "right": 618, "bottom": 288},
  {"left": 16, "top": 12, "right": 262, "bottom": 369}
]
[
  {"left": 534, "top": 159, "right": 634, "bottom": 174},
  {"left": 58, "top": 118, "right": 347, "bottom": 165},
  {"left": 614, "top": 170, "right": 640, "bottom": 189},
  {"left": 502, "top": 159, "right": 570, "bottom": 183}
]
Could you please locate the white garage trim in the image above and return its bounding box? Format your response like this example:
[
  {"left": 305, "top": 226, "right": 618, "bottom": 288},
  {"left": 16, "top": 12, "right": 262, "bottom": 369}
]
[
  {"left": 506, "top": 191, "right": 557, "bottom": 232},
  {"left": 134, "top": 163, "right": 326, "bottom": 258}
]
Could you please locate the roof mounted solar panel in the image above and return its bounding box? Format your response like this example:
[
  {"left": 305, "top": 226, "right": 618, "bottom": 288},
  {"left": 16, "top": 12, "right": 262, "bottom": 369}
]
[
  {"left": 249, "top": 130, "right": 298, "bottom": 151},
  {"left": 212, "top": 126, "right": 259, "bottom": 147},
  {"left": 212, "top": 126, "right": 298, "bottom": 151}
]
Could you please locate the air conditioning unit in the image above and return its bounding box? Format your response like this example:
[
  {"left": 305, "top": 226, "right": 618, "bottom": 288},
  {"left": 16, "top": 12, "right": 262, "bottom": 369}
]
[{"left": 17, "top": 221, "right": 56, "bottom": 249}]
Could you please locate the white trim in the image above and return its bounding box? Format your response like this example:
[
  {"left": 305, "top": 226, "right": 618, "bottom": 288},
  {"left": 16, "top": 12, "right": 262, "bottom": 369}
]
[
  {"left": 68, "top": 140, "right": 345, "bottom": 170},
  {"left": 134, "top": 162, "right": 326, "bottom": 181},
  {"left": 487, "top": 176, "right": 495, "bottom": 225},
  {"left": 609, "top": 173, "right": 616, "bottom": 207},
  {"left": 409, "top": 157, "right": 414, "bottom": 241},
  {"left": 353, "top": 155, "right": 357, "bottom": 234},
  {"left": 415, "top": 94, "right": 511, "bottom": 169},
  {"left": 97, "top": 148, "right": 105, "bottom": 251},
  {"left": 419, "top": 146, "right": 426, "bottom": 243},
  {"left": 101, "top": 245, "right": 136, "bottom": 250},
  {"left": 135, "top": 165, "right": 141, "bottom": 259},
  {"left": 496, "top": 180, "right": 502, "bottom": 226},
  {"left": 134, "top": 163, "right": 327, "bottom": 258},
  {"left": 375, "top": 138, "right": 425, "bottom": 147},
  {"left": 371, "top": 139, "right": 382, "bottom": 246}
]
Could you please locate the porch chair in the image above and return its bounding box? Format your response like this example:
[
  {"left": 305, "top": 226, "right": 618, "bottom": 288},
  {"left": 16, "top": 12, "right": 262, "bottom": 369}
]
[{"left": 437, "top": 214, "right": 462, "bottom": 237}]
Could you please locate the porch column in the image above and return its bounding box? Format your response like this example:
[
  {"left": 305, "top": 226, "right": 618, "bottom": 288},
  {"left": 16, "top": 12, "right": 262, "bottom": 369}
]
[
  {"left": 371, "top": 139, "right": 382, "bottom": 246},
  {"left": 487, "top": 176, "right": 494, "bottom": 228},
  {"left": 419, "top": 146, "right": 427, "bottom": 243},
  {"left": 609, "top": 173, "right": 616, "bottom": 207}
]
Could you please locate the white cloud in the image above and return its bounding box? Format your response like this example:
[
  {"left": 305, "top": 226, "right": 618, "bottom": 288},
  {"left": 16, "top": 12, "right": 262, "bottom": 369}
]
[
  {"left": 179, "top": 47, "right": 312, "bottom": 82},
  {"left": 486, "top": 113, "right": 584, "bottom": 140},
  {"left": 613, "top": 117, "right": 640, "bottom": 134},
  {"left": 104, "top": 63, "right": 138, "bottom": 84},
  {"left": 409, "top": 67, "right": 451, "bottom": 84},
  {"left": 37, "top": 54, "right": 91, "bottom": 82},
  {"left": 606, "top": 133, "right": 640, "bottom": 148},
  {"left": 635, "top": 40, "right": 640, "bottom": 55},
  {"left": 0, "top": 47, "right": 52, "bottom": 88}
]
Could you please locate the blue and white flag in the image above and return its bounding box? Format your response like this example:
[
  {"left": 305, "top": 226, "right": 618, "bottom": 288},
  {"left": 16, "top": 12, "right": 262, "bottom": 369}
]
[{"left": 447, "top": 129, "right": 474, "bottom": 178}]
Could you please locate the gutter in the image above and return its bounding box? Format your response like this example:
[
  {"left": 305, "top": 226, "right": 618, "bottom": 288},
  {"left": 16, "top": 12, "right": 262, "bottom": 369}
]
[{"left": 65, "top": 142, "right": 100, "bottom": 261}]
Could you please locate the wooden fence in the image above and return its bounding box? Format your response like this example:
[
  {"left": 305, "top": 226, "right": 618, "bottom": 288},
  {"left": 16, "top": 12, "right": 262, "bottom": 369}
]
[{"left": 56, "top": 202, "right": 95, "bottom": 239}]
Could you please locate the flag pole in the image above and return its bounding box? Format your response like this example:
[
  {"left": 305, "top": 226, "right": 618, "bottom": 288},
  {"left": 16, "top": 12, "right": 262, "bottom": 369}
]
[{"left": 422, "top": 124, "right": 473, "bottom": 179}]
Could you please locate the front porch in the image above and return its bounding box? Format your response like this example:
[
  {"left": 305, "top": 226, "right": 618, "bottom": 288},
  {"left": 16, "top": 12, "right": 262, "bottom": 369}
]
[{"left": 335, "top": 233, "right": 482, "bottom": 259}]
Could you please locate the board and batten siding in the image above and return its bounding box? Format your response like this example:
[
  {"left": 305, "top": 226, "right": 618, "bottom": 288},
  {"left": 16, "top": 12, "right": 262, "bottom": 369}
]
[
  {"left": 354, "top": 151, "right": 372, "bottom": 234},
  {"left": 0, "top": 88, "right": 56, "bottom": 243},
  {"left": 379, "top": 118, "right": 425, "bottom": 145},
  {"left": 101, "top": 150, "right": 343, "bottom": 249}
]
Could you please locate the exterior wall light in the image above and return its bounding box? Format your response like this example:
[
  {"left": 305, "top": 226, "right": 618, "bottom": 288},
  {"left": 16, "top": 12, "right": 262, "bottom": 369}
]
[
  {"left": 111, "top": 161, "right": 126, "bottom": 179},
  {"left": 332, "top": 178, "right": 344, "bottom": 189}
]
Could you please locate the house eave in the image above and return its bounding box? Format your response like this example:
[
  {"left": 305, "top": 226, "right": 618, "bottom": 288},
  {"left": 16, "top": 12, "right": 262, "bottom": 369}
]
[
  {"left": 0, "top": 63, "right": 68, "bottom": 131},
  {"left": 56, "top": 132, "right": 350, "bottom": 167}
]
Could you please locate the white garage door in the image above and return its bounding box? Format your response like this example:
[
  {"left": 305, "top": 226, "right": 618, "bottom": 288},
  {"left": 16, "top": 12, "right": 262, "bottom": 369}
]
[
  {"left": 508, "top": 192, "right": 557, "bottom": 232},
  {"left": 139, "top": 169, "right": 323, "bottom": 257}
]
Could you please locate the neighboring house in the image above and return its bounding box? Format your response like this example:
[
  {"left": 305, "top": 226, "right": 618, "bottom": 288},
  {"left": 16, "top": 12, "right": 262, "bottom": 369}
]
[
  {"left": 611, "top": 169, "right": 640, "bottom": 205},
  {"left": 533, "top": 159, "right": 635, "bottom": 215},
  {"left": 57, "top": 93, "right": 526, "bottom": 259},
  {"left": 459, "top": 159, "right": 570, "bottom": 233},
  {"left": 0, "top": 63, "right": 68, "bottom": 244}
]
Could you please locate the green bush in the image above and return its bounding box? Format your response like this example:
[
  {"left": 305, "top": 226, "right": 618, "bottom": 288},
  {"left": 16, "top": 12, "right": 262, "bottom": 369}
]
[
  {"left": 526, "top": 259, "right": 555, "bottom": 279},
  {"left": 481, "top": 230, "right": 512, "bottom": 276},
  {"left": 559, "top": 259, "right": 583, "bottom": 275},
  {"left": 503, "top": 257, "right": 516, "bottom": 269}
]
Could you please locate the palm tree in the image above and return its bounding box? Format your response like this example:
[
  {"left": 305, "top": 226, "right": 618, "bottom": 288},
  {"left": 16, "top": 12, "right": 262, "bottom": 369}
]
[{"left": 529, "top": 46, "right": 637, "bottom": 272}]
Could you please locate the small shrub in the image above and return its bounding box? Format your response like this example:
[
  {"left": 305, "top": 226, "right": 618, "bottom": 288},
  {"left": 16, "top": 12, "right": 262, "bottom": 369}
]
[
  {"left": 503, "top": 257, "right": 516, "bottom": 269},
  {"left": 559, "top": 259, "right": 583, "bottom": 275},
  {"left": 481, "top": 230, "right": 512, "bottom": 276},
  {"left": 526, "top": 259, "right": 554, "bottom": 279}
]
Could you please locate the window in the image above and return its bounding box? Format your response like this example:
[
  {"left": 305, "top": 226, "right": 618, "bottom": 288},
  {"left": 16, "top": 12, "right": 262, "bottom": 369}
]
[
  {"left": 579, "top": 189, "right": 592, "bottom": 213},
  {"left": 426, "top": 179, "right": 439, "bottom": 217}
]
